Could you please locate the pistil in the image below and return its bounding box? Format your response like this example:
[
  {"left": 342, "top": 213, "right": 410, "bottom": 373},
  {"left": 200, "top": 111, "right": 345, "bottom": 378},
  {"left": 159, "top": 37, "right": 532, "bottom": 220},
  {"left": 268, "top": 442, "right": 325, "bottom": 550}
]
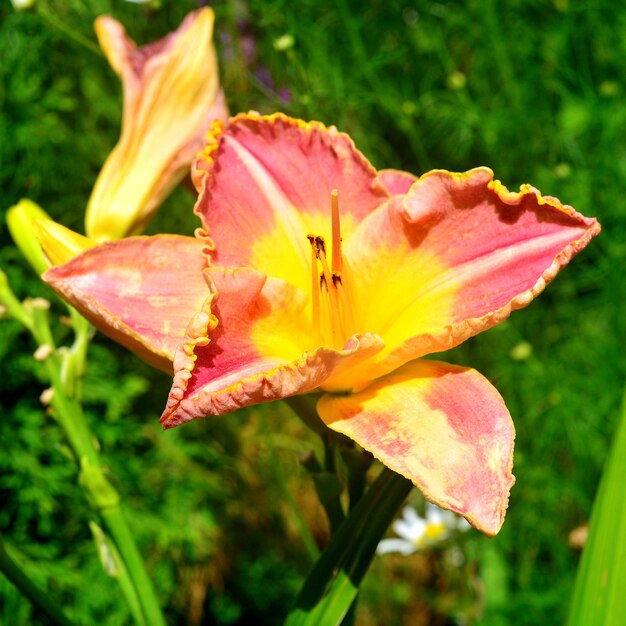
[
  {"left": 307, "top": 190, "right": 356, "bottom": 349},
  {"left": 331, "top": 189, "right": 342, "bottom": 274}
]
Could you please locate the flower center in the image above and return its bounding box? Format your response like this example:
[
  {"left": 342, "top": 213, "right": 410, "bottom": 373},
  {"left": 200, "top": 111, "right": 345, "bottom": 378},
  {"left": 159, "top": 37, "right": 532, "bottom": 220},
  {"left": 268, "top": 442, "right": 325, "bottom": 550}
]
[
  {"left": 307, "top": 190, "right": 357, "bottom": 349},
  {"left": 420, "top": 522, "right": 448, "bottom": 547}
]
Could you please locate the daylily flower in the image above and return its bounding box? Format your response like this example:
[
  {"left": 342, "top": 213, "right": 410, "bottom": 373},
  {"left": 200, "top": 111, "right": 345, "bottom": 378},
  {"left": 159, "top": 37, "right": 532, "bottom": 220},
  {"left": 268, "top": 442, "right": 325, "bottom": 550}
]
[
  {"left": 86, "top": 8, "right": 228, "bottom": 242},
  {"left": 43, "top": 112, "right": 600, "bottom": 535},
  {"left": 376, "top": 504, "right": 470, "bottom": 556}
]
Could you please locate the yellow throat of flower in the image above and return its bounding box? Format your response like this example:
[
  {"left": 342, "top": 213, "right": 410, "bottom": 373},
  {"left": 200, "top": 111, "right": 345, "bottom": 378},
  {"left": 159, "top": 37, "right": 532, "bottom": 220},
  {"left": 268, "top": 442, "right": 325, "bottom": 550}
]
[{"left": 307, "top": 190, "right": 357, "bottom": 350}]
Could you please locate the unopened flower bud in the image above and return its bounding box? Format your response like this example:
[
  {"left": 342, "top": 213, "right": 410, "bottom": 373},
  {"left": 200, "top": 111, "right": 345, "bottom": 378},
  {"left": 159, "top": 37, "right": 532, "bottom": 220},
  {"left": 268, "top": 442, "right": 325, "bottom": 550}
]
[
  {"left": 40, "top": 388, "right": 55, "bottom": 405},
  {"left": 27, "top": 297, "right": 51, "bottom": 310},
  {"left": 6, "top": 199, "right": 51, "bottom": 275},
  {"left": 34, "top": 344, "right": 53, "bottom": 361}
]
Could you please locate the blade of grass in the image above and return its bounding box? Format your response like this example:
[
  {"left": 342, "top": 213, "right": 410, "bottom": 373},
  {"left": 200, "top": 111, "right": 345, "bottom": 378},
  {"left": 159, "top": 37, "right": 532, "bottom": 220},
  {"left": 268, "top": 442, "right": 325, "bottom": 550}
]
[{"left": 568, "top": 383, "right": 626, "bottom": 625}]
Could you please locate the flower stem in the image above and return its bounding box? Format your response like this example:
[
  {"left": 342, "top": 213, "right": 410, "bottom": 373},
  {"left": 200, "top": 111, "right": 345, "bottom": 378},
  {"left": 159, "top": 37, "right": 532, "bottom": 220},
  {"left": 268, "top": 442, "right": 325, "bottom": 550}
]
[
  {"left": 0, "top": 534, "right": 74, "bottom": 626},
  {"left": 284, "top": 468, "right": 412, "bottom": 626},
  {"left": 286, "top": 396, "right": 346, "bottom": 534},
  {"left": 1, "top": 274, "right": 165, "bottom": 625},
  {"left": 100, "top": 507, "right": 165, "bottom": 626},
  {"left": 37, "top": 5, "right": 102, "bottom": 57}
]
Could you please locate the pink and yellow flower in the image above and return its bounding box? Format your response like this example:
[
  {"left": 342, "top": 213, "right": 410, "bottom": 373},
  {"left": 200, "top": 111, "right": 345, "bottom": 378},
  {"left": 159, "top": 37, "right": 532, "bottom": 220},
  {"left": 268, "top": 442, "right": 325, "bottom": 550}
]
[
  {"left": 43, "top": 113, "right": 600, "bottom": 535},
  {"left": 86, "top": 8, "right": 228, "bottom": 242}
]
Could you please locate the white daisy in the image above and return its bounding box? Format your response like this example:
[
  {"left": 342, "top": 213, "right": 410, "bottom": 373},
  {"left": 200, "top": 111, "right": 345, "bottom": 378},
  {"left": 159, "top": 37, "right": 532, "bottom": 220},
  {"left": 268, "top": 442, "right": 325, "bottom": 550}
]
[{"left": 377, "top": 504, "right": 470, "bottom": 556}]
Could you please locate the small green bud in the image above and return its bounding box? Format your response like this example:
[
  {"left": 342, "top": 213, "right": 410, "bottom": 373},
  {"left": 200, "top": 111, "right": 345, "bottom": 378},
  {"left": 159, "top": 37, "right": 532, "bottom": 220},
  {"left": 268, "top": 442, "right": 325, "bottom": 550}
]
[
  {"left": 88, "top": 522, "right": 119, "bottom": 577},
  {"left": 273, "top": 34, "right": 295, "bottom": 51},
  {"left": 6, "top": 199, "right": 51, "bottom": 275}
]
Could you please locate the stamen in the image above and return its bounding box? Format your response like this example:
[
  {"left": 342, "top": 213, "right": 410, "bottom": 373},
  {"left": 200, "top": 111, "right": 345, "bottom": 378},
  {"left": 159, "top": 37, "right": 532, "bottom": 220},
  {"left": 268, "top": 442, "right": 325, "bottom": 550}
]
[
  {"left": 331, "top": 189, "right": 342, "bottom": 274},
  {"left": 320, "top": 274, "right": 342, "bottom": 348},
  {"left": 334, "top": 273, "right": 356, "bottom": 337},
  {"left": 307, "top": 235, "right": 320, "bottom": 337},
  {"left": 316, "top": 239, "right": 343, "bottom": 348},
  {"left": 305, "top": 191, "right": 357, "bottom": 349},
  {"left": 315, "top": 236, "right": 332, "bottom": 283}
]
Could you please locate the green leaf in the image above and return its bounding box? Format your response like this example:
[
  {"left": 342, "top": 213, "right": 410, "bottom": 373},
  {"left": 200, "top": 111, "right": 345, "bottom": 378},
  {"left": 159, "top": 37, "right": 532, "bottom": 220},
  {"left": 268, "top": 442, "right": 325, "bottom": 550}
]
[
  {"left": 0, "top": 533, "right": 74, "bottom": 626},
  {"left": 284, "top": 468, "right": 411, "bottom": 626},
  {"left": 568, "top": 387, "right": 626, "bottom": 625}
]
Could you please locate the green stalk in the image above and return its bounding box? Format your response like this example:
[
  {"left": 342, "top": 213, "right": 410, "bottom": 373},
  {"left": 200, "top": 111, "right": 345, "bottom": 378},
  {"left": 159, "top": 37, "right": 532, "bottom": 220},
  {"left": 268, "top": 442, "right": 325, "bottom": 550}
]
[
  {"left": 1, "top": 275, "right": 165, "bottom": 625},
  {"left": 89, "top": 522, "right": 146, "bottom": 626},
  {"left": 0, "top": 534, "right": 74, "bottom": 626},
  {"left": 0, "top": 269, "right": 34, "bottom": 331},
  {"left": 46, "top": 374, "right": 165, "bottom": 625},
  {"left": 568, "top": 383, "right": 626, "bottom": 625},
  {"left": 45, "top": 364, "right": 166, "bottom": 626},
  {"left": 100, "top": 508, "right": 165, "bottom": 626},
  {"left": 284, "top": 468, "right": 412, "bottom": 626},
  {"left": 37, "top": 5, "right": 102, "bottom": 56}
]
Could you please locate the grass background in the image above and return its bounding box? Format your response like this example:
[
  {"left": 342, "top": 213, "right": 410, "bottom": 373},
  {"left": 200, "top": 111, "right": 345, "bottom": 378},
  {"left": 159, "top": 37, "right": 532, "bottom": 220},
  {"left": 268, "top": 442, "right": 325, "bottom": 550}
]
[{"left": 1, "top": 0, "right": 624, "bottom": 624}]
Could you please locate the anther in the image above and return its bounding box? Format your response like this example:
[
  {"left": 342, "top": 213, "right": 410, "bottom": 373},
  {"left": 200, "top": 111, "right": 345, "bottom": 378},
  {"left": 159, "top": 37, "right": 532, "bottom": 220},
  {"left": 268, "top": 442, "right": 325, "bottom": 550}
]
[
  {"left": 308, "top": 235, "right": 320, "bottom": 336},
  {"left": 315, "top": 235, "right": 326, "bottom": 256}
]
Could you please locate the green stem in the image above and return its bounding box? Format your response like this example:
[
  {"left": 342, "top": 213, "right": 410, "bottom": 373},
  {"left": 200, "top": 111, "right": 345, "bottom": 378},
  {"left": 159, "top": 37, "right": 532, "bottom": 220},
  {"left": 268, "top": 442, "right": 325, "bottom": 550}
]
[
  {"left": 89, "top": 522, "right": 146, "bottom": 626},
  {"left": 37, "top": 6, "right": 102, "bottom": 56},
  {"left": 341, "top": 449, "right": 372, "bottom": 512},
  {"left": 285, "top": 395, "right": 327, "bottom": 435},
  {"left": 285, "top": 468, "right": 412, "bottom": 626},
  {"left": 100, "top": 507, "right": 166, "bottom": 626},
  {"left": 0, "top": 271, "right": 34, "bottom": 332},
  {"left": 47, "top": 378, "right": 165, "bottom": 626},
  {"left": 0, "top": 534, "right": 74, "bottom": 626},
  {"left": 2, "top": 275, "right": 164, "bottom": 625},
  {"left": 45, "top": 366, "right": 100, "bottom": 466}
]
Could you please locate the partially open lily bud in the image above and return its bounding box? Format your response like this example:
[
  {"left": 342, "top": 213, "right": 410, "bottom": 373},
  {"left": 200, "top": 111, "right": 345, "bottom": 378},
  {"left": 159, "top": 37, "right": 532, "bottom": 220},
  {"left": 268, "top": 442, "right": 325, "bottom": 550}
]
[
  {"left": 7, "top": 199, "right": 51, "bottom": 275},
  {"left": 34, "top": 219, "right": 95, "bottom": 267},
  {"left": 86, "top": 8, "right": 228, "bottom": 242}
]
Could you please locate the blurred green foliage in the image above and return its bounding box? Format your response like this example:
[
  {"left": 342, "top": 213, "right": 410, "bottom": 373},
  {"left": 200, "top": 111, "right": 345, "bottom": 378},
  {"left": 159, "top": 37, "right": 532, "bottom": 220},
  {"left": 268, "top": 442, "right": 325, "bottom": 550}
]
[{"left": 1, "top": 0, "right": 624, "bottom": 624}]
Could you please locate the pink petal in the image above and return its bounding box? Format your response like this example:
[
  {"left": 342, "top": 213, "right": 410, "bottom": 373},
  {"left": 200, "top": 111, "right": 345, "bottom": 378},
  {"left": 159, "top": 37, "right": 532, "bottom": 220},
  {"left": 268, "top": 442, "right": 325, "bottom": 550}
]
[
  {"left": 191, "top": 113, "right": 390, "bottom": 286},
  {"left": 344, "top": 167, "right": 600, "bottom": 379},
  {"left": 377, "top": 168, "right": 418, "bottom": 195},
  {"left": 43, "top": 236, "right": 208, "bottom": 372},
  {"left": 161, "top": 266, "right": 384, "bottom": 428},
  {"left": 317, "top": 360, "right": 516, "bottom": 535}
]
